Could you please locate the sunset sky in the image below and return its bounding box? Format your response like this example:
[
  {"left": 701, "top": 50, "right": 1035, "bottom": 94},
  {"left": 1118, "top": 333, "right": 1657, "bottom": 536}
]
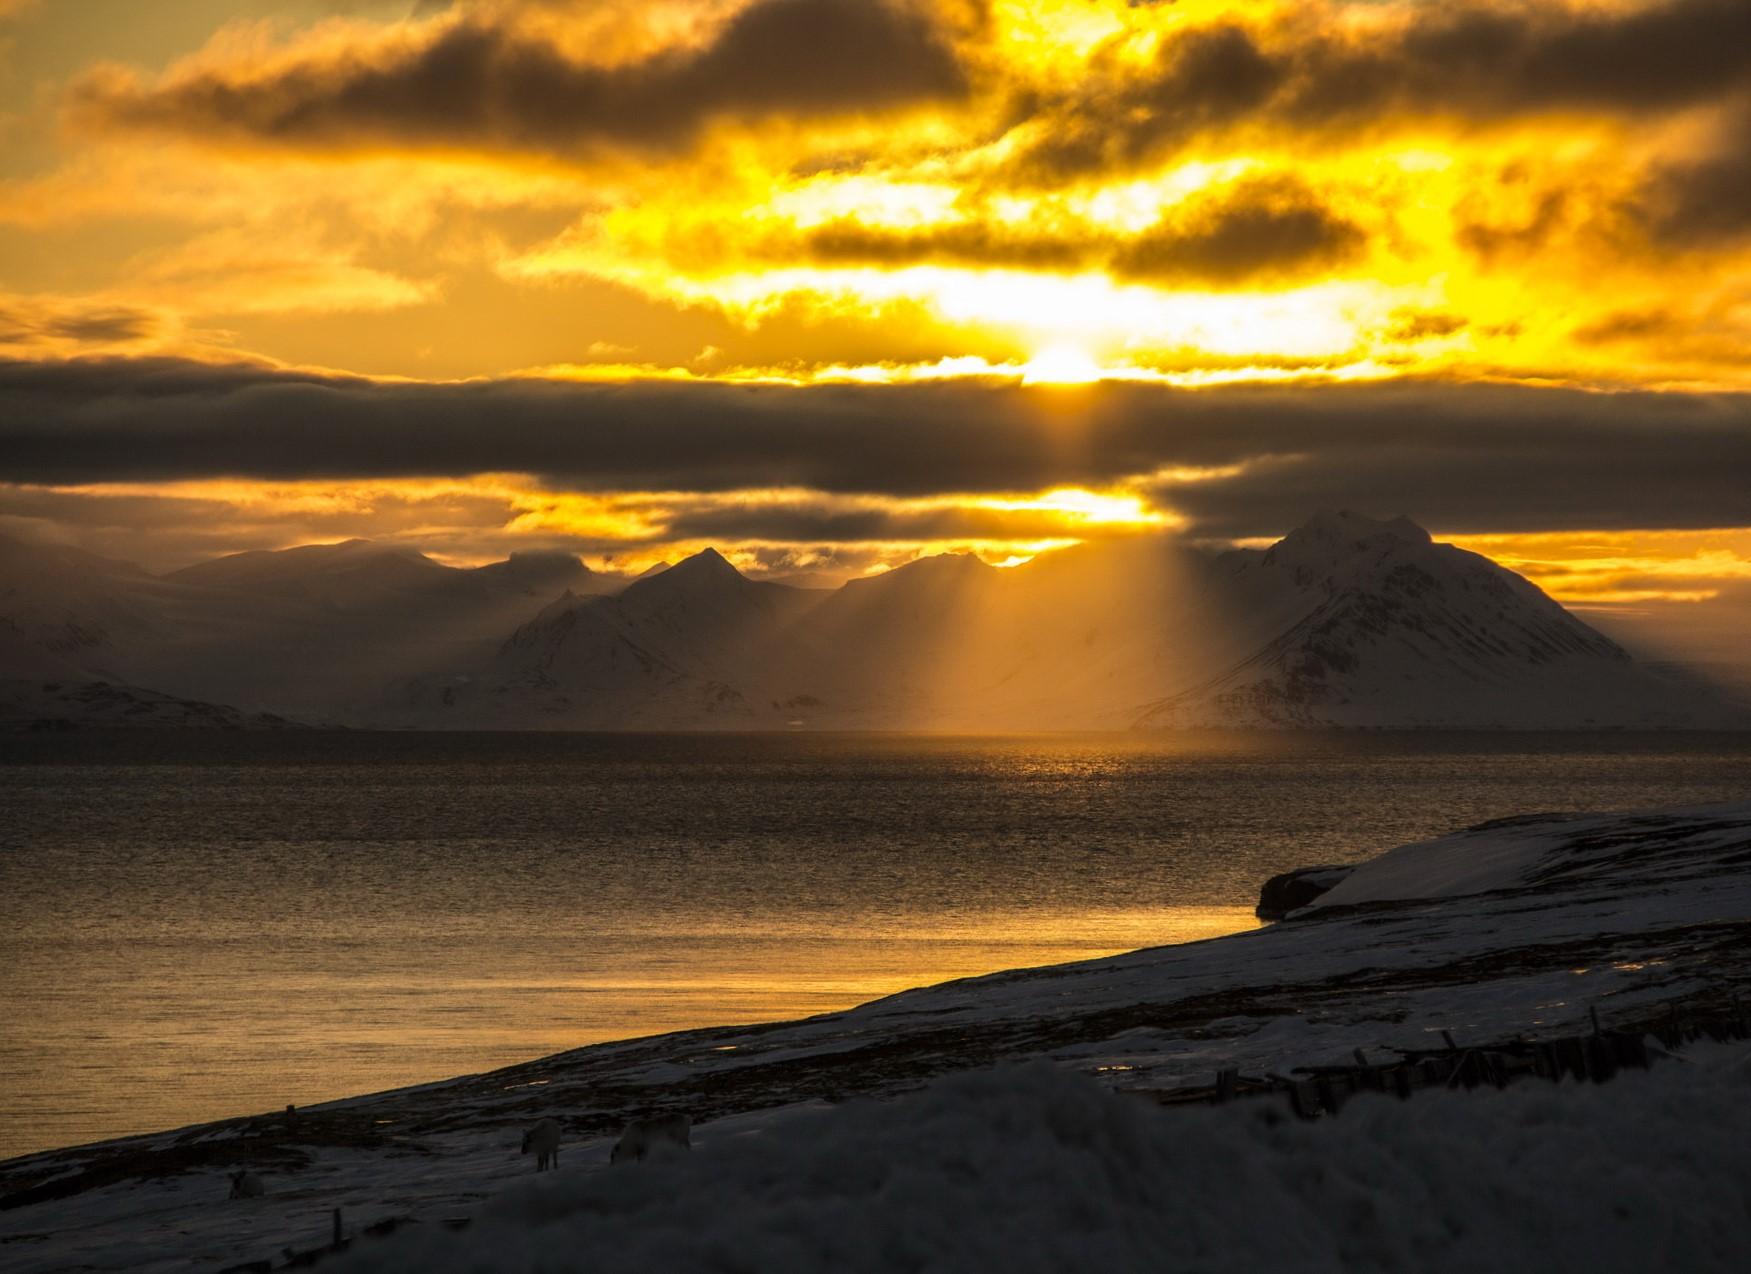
[{"left": 1, "top": 1, "right": 1748, "bottom": 662}]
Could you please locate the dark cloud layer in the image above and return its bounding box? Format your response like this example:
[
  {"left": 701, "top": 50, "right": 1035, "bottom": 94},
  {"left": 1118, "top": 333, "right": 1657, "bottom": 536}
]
[
  {"left": 72, "top": 0, "right": 967, "bottom": 156},
  {"left": 3, "top": 357, "right": 1749, "bottom": 539},
  {"left": 0, "top": 301, "right": 165, "bottom": 348},
  {"left": 71, "top": 0, "right": 1751, "bottom": 182},
  {"left": 661, "top": 500, "right": 1106, "bottom": 545},
  {"left": 1016, "top": 0, "right": 1751, "bottom": 180},
  {"left": 798, "top": 176, "right": 1360, "bottom": 285},
  {"left": 1110, "top": 178, "right": 1361, "bottom": 284},
  {"left": 801, "top": 220, "right": 1093, "bottom": 272},
  {"left": 1634, "top": 106, "right": 1751, "bottom": 245}
]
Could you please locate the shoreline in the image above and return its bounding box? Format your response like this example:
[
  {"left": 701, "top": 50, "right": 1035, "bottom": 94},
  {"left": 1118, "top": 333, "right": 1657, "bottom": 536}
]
[{"left": 4, "top": 800, "right": 1748, "bottom": 1270}]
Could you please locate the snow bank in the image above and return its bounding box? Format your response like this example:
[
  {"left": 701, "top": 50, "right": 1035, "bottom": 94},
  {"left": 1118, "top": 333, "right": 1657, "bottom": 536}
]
[
  {"left": 335, "top": 1047, "right": 1751, "bottom": 1274},
  {"left": 9, "top": 801, "right": 1747, "bottom": 1272},
  {"left": 1304, "top": 819, "right": 1562, "bottom": 910},
  {"left": 1305, "top": 802, "right": 1751, "bottom": 911}
]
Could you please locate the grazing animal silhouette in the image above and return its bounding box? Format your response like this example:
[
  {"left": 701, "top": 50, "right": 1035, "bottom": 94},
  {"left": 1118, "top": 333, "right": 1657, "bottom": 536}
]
[
  {"left": 228, "top": 1170, "right": 265, "bottom": 1200},
  {"left": 521, "top": 1118, "right": 561, "bottom": 1171},
  {"left": 610, "top": 1113, "right": 691, "bottom": 1164}
]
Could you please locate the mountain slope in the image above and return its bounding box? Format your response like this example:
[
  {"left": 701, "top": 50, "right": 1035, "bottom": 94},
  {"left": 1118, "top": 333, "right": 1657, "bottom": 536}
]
[
  {"left": 5, "top": 518, "right": 1740, "bottom": 730},
  {"left": 387, "top": 549, "right": 824, "bottom": 727},
  {"left": 1135, "top": 512, "right": 1729, "bottom": 729},
  {"left": 0, "top": 679, "right": 303, "bottom": 731},
  {"left": 0, "top": 534, "right": 631, "bottom": 722},
  {"left": 0, "top": 534, "right": 164, "bottom": 680}
]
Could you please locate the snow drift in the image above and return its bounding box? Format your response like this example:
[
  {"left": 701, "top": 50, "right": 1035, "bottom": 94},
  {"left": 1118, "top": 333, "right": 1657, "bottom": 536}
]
[{"left": 334, "top": 1048, "right": 1751, "bottom": 1274}]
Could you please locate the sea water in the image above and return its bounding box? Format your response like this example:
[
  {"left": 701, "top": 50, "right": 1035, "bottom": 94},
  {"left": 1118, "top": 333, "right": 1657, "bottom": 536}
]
[{"left": 3, "top": 730, "right": 1748, "bottom": 1159}]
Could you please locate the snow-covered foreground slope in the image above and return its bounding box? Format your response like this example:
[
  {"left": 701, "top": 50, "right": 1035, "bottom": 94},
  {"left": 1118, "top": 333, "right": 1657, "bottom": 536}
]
[
  {"left": 2, "top": 802, "right": 1748, "bottom": 1271},
  {"left": 337, "top": 1048, "right": 1751, "bottom": 1274}
]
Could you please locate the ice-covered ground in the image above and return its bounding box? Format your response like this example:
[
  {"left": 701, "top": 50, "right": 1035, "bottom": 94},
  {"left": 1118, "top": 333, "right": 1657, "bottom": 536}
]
[
  {"left": 3, "top": 801, "right": 1748, "bottom": 1272},
  {"left": 338, "top": 1045, "right": 1751, "bottom": 1274}
]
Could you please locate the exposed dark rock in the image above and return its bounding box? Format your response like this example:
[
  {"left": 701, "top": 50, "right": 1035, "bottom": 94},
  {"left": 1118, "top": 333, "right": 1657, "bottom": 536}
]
[{"left": 1255, "top": 864, "right": 1354, "bottom": 919}]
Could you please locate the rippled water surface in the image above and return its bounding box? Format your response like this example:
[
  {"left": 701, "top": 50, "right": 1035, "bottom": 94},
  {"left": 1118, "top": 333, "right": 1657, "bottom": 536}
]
[{"left": 3, "top": 730, "right": 1749, "bottom": 1159}]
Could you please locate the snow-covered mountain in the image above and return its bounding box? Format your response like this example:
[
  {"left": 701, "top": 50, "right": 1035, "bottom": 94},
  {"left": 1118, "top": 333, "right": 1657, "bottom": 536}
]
[
  {"left": 0, "top": 534, "right": 164, "bottom": 682},
  {"left": 406, "top": 513, "right": 1735, "bottom": 731},
  {"left": 391, "top": 548, "right": 819, "bottom": 728},
  {"left": 1135, "top": 511, "right": 1725, "bottom": 729},
  {"left": 0, "top": 534, "right": 634, "bottom": 722},
  {"left": 0, "top": 679, "right": 302, "bottom": 731},
  {"left": 2, "top": 515, "right": 1742, "bottom": 729}
]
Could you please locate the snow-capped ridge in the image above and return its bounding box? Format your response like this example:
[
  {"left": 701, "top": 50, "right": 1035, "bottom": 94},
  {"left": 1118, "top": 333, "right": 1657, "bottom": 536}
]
[
  {"left": 1262, "top": 510, "right": 1432, "bottom": 579},
  {"left": 626, "top": 547, "right": 747, "bottom": 594},
  {"left": 839, "top": 551, "right": 996, "bottom": 597},
  {"left": 1137, "top": 510, "right": 1718, "bottom": 729},
  {"left": 3, "top": 515, "right": 1742, "bottom": 729}
]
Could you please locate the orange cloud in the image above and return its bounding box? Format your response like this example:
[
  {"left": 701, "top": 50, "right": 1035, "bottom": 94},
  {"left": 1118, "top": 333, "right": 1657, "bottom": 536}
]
[
  {"left": 67, "top": 0, "right": 971, "bottom": 160},
  {"left": 0, "top": 1, "right": 1746, "bottom": 389},
  {"left": 1447, "top": 529, "right": 1751, "bottom": 604}
]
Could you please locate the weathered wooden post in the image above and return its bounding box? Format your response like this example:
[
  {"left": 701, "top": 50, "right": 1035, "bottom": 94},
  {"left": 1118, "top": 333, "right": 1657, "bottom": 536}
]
[{"left": 1215, "top": 1068, "right": 1238, "bottom": 1104}]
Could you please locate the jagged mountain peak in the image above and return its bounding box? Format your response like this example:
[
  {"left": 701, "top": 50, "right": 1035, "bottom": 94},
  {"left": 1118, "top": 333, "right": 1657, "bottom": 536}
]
[
  {"left": 667, "top": 546, "right": 741, "bottom": 578},
  {"left": 907, "top": 551, "right": 995, "bottom": 574},
  {"left": 1136, "top": 515, "right": 1712, "bottom": 729},
  {"left": 617, "top": 546, "right": 783, "bottom": 614},
  {"left": 11, "top": 516, "right": 1736, "bottom": 732},
  {"left": 619, "top": 546, "right": 748, "bottom": 598}
]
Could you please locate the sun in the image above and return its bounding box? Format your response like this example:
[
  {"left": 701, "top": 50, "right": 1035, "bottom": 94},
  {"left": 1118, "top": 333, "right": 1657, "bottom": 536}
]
[{"left": 1021, "top": 344, "right": 1105, "bottom": 385}]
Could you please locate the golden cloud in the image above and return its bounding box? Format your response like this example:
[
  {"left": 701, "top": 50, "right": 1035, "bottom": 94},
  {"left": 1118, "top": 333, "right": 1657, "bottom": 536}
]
[{"left": 0, "top": 0, "right": 1741, "bottom": 389}]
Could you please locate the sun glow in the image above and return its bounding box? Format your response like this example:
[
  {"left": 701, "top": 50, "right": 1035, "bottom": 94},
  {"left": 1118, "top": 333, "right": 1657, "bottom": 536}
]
[{"left": 1022, "top": 344, "right": 1104, "bottom": 384}]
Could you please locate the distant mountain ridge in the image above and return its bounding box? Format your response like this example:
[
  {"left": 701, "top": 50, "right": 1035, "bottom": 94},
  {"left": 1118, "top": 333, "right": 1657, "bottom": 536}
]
[
  {"left": 2, "top": 515, "right": 1743, "bottom": 731},
  {"left": 0, "top": 679, "right": 302, "bottom": 731},
  {"left": 1136, "top": 511, "right": 1689, "bottom": 729}
]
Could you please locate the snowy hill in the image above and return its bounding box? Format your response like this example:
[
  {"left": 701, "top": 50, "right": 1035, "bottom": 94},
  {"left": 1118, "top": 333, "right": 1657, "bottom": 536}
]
[
  {"left": 4, "top": 800, "right": 1747, "bottom": 1271},
  {"left": 163, "top": 538, "right": 449, "bottom": 600},
  {"left": 2, "top": 517, "right": 1742, "bottom": 729},
  {"left": 0, "top": 534, "right": 165, "bottom": 681},
  {"left": 386, "top": 516, "right": 1745, "bottom": 730},
  {"left": 0, "top": 679, "right": 303, "bottom": 730},
  {"left": 389, "top": 548, "right": 821, "bottom": 727},
  {"left": 1134, "top": 511, "right": 1730, "bottom": 729},
  {"left": 0, "top": 533, "right": 633, "bottom": 720}
]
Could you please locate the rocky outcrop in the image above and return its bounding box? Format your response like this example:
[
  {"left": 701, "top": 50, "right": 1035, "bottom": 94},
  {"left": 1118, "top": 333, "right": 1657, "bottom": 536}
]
[{"left": 1255, "top": 864, "right": 1355, "bottom": 919}]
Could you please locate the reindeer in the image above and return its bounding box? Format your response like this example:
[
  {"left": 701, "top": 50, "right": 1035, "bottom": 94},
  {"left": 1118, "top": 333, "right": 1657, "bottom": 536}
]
[
  {"left": 610, "top": 1113, "right": 691, "bottom": 1164},
  {"left": 521, "top": 1118, "right": 561, "bottom": 1171}
]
